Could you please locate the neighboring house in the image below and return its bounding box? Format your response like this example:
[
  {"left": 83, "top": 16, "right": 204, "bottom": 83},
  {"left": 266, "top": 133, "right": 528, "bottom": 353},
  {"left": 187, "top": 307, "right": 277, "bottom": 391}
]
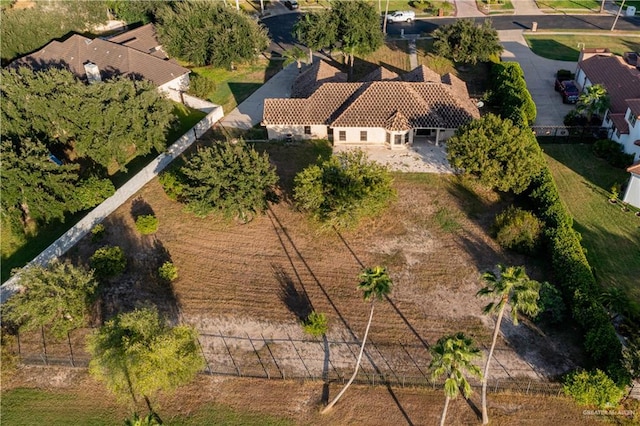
[
  {"left": 575, "top": 49, "right": 640, "bottom": 161},
  {"left": 263, "top": 62, "right": 479, "bottom": 149},
  {"left": 623, "top": 161, "right": 640, "bottom": 209},
  {"left": 9, "top": 24, "right": 190, "bottom": 102}
]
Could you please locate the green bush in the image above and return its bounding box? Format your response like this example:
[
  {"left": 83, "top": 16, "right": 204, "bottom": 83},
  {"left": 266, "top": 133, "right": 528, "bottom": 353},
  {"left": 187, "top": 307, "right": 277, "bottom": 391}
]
[
  {"left": 536, "top": 281, "right": 566, "bottom": 325},
  {"left": 91, "top": 224, "right": 106, "bottom": 242},
  {"left": 593, "top": 139, "right": 634, "bottom": 169},
  {"left": 293, "top": 149, "right": 396, "bottom": 229},
  {"left": 187, "top": 74, "right": 216, "bottom": 99},
  {"left": 135, "top": 215, "right": 159, "bottom": 235},
  {"left": 493, "top": 206, "right": 543, "bottom": 254},
  {"left": 490, "top": 62, "right": 537, "bottom": 127},
  {"left": 74, "top": 177, "right": 116, "bottom": 210},
  {"left": 90, "top": 246, "right": 126, "bottom": 278},
  {"left": 563, "top": 369, "right": 624, "bottom": 408},
  {"left": 302, "top": 311, "right": 328, "bottom": 338},
  {"left": 158, "top": 261, "right": 178, "bottom": 282},
  {"left": 159, "top": 167, "right": 187, "bottom": 201}
]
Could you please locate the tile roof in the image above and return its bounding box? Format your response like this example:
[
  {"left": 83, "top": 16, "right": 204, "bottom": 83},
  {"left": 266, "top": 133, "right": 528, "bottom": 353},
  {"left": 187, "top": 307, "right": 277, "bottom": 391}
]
[
  {"left": 359, "top": 66, "right": 400, "bottom": 82},
  {"left": 263, "top": 65, "right": 479, "bottom": 130},
  {"left": 402, "top": 65, "right": 441, "bottom": 83},
  {"left": 627, "top": 160, "right": 640, "bottom": 174},
  {"left": 107, "top": 23, "right": 167, "bottom": 59},
  {"left": 627, "top": 99, "right": 640, "bottom": 117},
  {"left": 385, "top": 110, "right": 411, "bottom": 131},
  {"left": 291, "top": 60, "right": 347, "bottom": 98},
  {"left": 579, "top": 55, "right": 640, "bottom": 115},
  {"left": 610, "top": 113, "right": 630, "bottom": 134},
  {"left": 9, "top": 33, "right": 189, "bottom": 86}
]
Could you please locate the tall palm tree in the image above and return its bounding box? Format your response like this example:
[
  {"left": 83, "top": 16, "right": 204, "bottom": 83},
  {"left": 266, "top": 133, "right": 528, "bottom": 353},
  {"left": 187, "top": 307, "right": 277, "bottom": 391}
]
[
  {"left": 321, "top": 265, "right": 392, "bottom": 413},
  {"left": 477, "top": 264, "right": 540, "bottom": 425},
  {"left": 282, "top": 46, "right": 307, "bottom": 73},
  {"left": 577, "top": 84, "right": 610, "bottom": 123},
  {"left": 429, "top": 332, "right": 483, "bottom": 426}
]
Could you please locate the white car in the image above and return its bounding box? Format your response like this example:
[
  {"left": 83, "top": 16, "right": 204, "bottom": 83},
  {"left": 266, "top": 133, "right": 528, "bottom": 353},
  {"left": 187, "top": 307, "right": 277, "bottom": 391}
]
[{"left": 386, "top": 10, "right": 415, "bottom": 23}]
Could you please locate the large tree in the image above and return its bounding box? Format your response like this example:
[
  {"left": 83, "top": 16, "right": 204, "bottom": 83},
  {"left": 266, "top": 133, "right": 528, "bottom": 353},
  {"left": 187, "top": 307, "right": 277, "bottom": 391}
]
[
  {"left": 2, "top": 262, "right": 97, "bottom": 340},
  {"left": 332, "top": 1, "right": 384, "bottom": 72},
  {"left": 1, "top": 137, "right": 80, "bottom": 225},
  {"left": 446, "top": 114, "right": 543, "bottom": 194},
  {"left": 87, "top": 307, "right": 205, "bottom": 420},
  {"left": 322, "top": 266, "right": 392, "bottom": 413},
  {"left": 156, "top": 1, "right": 269, "bottom": 68},
  {"left": 293, "top": 11, "right": 338, "bottom": 63},
  {"left": 1, "top": 67, "right": 175, "bottom": 171},
  {"left": 293, "top": 149, "right": 395, "bottom": 229},
  {"left": 477, "top": 264, "right": 540, "bottom": 425},
  {"left": 432, "top": 19, "right": 503, "bottom": 65},
  {"left": 429, "top": 332, "right": 483, "bottom": 426},
  {"left": 170, "top": 141, "right": 278, "bottom": 222},
  {"left": 577, "top": 84, "right": 610, "bottom": 122}
]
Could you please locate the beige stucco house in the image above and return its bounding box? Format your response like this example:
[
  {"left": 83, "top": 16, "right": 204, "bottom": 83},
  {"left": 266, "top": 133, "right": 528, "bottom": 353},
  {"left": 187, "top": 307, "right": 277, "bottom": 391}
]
[{"left": 262, "top": 61, "right": 480, "bottom": 149}]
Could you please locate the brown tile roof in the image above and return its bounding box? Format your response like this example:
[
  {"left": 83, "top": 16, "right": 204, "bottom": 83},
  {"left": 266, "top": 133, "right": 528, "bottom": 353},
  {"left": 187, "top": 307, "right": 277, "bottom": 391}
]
[
  {"left": 385, "top": 110, "right": 411, "bottom": 131},
  {"left": 610, "top": 113, "right": 630, "bottom": 134},
  {"left": 403, "top": 65, "right": 441, "bottom": 82},
  {"left": 579, "top": 55, "right": 640, "bottom": 115},
  {"left": 627, "top": 99, "right": 640, "bottom": 117},
  {"left": 9, "top": 34, "right": 189, "bottom": 86},
  {"left": 359, "top": 66, "right": 400, "bottom": 82},
  {"left": 627, "top": 160, "right": 640, "bottom": 174},
  {"left": 291, "top": 60, "right": 347, "bottom": 98},
  {"left": 108, "top": 23, "right": 167, "bottom": 59}
]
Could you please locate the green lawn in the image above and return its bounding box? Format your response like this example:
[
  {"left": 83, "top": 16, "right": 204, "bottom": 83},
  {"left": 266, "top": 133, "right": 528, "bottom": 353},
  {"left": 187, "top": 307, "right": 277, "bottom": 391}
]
[
  {"left": 476, "top": 0, "right": 515, "bottom": 12},
  {"left": 542, "top": 144, "right": 640, "bottom": 306},
  {"left": 525, "top": 34, "right": 640, "bottom": 61},
  {"left": 535, "top": 0, "right": 601, "bottom": 10},
  {"left": 0, "top": 388, "right": 293, "bottom": 426}
]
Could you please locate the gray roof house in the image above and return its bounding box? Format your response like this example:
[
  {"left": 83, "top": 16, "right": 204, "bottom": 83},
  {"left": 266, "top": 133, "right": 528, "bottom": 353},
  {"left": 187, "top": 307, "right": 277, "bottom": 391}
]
[{"left": 263, "top": 62, "right": 479, "bottom": 149}]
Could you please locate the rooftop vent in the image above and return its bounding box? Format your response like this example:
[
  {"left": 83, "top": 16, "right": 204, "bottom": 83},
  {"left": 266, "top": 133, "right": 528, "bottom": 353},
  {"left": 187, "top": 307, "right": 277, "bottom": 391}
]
[{"left": 84, "top": 62, "right": 102, "bottom": 84}]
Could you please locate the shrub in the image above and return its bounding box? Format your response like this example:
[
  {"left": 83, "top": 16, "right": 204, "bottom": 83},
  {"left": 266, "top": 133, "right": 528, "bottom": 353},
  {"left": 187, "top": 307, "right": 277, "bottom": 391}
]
[
  {"left": 74, "top": 177, "right": 116, "bottom": 210},
  {"left": 135, "top": 214, "right": 159, "bottom": 235},
  {"left": 187, "top": 74, "right": 216, "bottom": 99},
  {"left": 159, "top": 167, "right": 186, "bottom": 201},
  {"left": 592, "top": 139, "right": 634, "bottom": 169},
  {"left": 490, "top": 62, "right": 536, "bottom": 127},
  {"left": 293, "top": 149, "right": 396, "bottom": 229},
  {"left": 158, "top": 261, "right": 178, "bottom": 282},
  {"left": 493, "top": 206, "right": 543, "bottom": 254},
  {"left": 535, "top": 281, "right": 566, "bottom": 325},
  {"left": 563, "top": 369, "right": 624, "bottom": 408},
  {"left": 302, "top": 311, "right": 328, "bottom": 338},
  {"left": 90, "top": 246, "right": 126, "bottom": 278},
  {"left": 91, "top": 224, "right": 106, "bottom": 242}
]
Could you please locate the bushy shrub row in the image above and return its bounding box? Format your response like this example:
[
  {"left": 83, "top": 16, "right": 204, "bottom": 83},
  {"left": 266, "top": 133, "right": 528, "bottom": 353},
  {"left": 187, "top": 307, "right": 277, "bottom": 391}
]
[
  {"left": 592, "top": 139, "right": 635, "bottom": 169},
  {"left": 492, "top": 205, "right": 543, "bottom": 255},
  {"left": 527, "top": 167, "right": 626, "bottom": 383},
  {"left": 490, "top": 62, "right": 537, "bottom": 127}
]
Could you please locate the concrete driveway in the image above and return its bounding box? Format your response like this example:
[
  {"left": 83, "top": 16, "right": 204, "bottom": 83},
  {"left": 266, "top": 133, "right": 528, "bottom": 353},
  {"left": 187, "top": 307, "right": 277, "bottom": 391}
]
[{"left": 498, "top": 30, "right": 577, "bottom": 126}]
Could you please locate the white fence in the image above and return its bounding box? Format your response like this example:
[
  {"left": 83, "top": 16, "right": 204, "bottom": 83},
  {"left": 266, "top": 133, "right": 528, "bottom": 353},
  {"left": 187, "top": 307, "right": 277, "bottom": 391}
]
[{"left": 0, "top": 106, "right": 223, "bottom": 302}]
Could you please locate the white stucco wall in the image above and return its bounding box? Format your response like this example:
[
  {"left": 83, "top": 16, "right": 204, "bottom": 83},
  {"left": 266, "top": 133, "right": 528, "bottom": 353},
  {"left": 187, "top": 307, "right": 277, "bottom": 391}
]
[
  {"left": 266, "top": 125, "right": 328, "bottom": 140},
  {"left": 159, "top": 74, "right": 190, "bottom": 102},
  {"left": 332, "top": 127, "right": 387, "bottom": 145},
  {"left": 623, "top": 173, "right": 640, "bottom": 208}
]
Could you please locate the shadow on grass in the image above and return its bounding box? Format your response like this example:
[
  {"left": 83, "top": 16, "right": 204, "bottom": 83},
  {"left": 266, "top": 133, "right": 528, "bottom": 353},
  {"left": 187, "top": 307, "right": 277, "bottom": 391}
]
[{"left": 526, "top": 38, "right": 579, "bottom": 61}]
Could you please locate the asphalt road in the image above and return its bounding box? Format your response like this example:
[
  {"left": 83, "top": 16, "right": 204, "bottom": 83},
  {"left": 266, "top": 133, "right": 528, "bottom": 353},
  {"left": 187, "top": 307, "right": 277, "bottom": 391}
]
[{"left": 262, "top": 13, "right": 640, "bottom": 54}]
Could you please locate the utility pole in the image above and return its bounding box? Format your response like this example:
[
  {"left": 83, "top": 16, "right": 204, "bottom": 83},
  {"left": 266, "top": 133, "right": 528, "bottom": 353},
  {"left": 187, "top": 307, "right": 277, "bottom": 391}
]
[
  {"left": 611, "top": 0, "right": 626, "bottom": 31},
  {"left": 383, "top": 0, "right": 390, "bottom": 35}
]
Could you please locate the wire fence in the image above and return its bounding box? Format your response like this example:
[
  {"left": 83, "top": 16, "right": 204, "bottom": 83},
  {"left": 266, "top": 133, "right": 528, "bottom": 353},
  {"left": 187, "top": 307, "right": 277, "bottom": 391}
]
[{"left": 531, "top": 125, "right": 612, "bottom": 143}]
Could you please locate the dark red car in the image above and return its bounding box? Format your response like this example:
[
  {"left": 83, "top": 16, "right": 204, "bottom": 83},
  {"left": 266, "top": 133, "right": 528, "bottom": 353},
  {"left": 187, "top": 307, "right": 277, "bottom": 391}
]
[{"left": 559, "top": 80, "right": 580, "bottom": 104}]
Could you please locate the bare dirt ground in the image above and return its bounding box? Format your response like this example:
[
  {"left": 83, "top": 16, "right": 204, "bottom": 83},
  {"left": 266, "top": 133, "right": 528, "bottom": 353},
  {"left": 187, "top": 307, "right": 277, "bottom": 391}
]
[{"left": 2, "top": 365, "right": 602, "bottom": 426}]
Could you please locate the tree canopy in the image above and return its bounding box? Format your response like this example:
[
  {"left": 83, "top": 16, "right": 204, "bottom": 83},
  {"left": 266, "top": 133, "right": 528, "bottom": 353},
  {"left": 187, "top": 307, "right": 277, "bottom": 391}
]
[
  {"left": 432, "top": 19, "right": 503, "bottom": 65},
  {"left": 293, "top": 149, "right": 395, "bottom": 228},
  {"left": 446, "top": 114, "right": 543, "bottom": 194},
  {"left": 577, "top": 84, "right": 610, "bottom": 122},
  {"left": 164, "top": 141, "right": 279, "bottom": 222},
  {"left": 1, "top": 67, "right": 176, "bottom": 171},
  {"left": 156, "top": 1, "right": 269, "bottom": 68},
  {"left": 2, "top": 262, "right": 97, "bottom": 340},
  {"left": 87, "top": 307, "right": 205, "bottom": 409}
]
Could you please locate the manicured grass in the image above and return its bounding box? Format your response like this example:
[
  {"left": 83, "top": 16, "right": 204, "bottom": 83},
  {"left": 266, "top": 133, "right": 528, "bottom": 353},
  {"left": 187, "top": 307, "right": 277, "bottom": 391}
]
[
  {"left": 542, "top": 144, "right": 640, "bottom": 306},
  {"left": 0, "top": 388, "right": 293, "bottom": 426},
  {"left": 615, "top": 0, "right": 640, "bottom": 13},
  {"left": 535, "top": 0, "right": 601, "bottom": 10},
  {"left": 476, "top": 0, "right": 515, "bottom": 12},
  {"left": 190, "top": 60, "right": 282, "bottom": 114},
  {"left": 525, "top": 34, "right": 640, "bottom": 61}
]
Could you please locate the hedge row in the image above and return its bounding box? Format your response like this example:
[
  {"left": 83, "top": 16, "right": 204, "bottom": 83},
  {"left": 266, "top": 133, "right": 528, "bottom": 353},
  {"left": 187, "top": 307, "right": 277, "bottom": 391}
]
[
  {"left": 490, "top": 62, "right": 537, "bottom": 127},
  {"left": 526, "top": 167, "right": 627, "bottom": 383}
]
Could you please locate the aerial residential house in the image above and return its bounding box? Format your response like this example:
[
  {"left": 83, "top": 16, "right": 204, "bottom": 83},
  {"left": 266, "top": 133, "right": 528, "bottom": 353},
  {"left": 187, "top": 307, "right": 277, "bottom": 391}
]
[
  {"left": 575, "top": 49, "right": 640, "bottom": 161},
  {"left": 9, "top": 24, "right": 190, "bottom": 102},
  {"left": 623, "top": 161, "right": 640, "bottom": 208},
  {"left": 262, "top": 62, "right": 480, "bottom": 149}
]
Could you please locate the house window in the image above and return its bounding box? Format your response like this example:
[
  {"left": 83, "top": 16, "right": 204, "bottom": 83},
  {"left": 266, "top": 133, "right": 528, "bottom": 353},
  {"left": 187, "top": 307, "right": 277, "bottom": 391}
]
[
  {"left": 605, "top": 110, "right": 611, "bottom": 122},
  {"left": 339, "top": 131, "right": 346, "bottom": 142},
  {"left": 394, "top": 134, "right": 403, "bottom": 145},
  {"left": 405, "top": 132, "right": 410, "bottom": 144},
  {"left": 386, "top": 132, "right": 390, "bottom": 144},
  {"left": 628, "top": 110, "right": 638, "bottom": 128},
  {"left": 304, "top": 126, "right": 311, "bottom": 135},
  {"left": 360, "top": 131, "right": 367, "bottom": 142}
]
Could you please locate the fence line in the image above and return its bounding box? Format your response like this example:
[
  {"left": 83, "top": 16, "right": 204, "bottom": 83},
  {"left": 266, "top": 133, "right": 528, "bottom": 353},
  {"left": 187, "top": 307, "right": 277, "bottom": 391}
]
[
  {"left": 531, "top": 125, "right": 612, "bottom": 142},
  {"left": 0, "top": 106, "right": 224, "bottom": 303}
]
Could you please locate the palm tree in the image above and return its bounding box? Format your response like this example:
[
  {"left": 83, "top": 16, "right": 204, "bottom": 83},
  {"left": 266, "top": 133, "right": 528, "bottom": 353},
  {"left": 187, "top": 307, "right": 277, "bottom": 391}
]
[
  {"left": 477, "top": 264, "right": 540, "bottom": 425},
  {"left": 429, "top": 332, "right": 483, "bottom": 426},
  {"left": 282, "top": 46, "right": 307, "bottom": 73},
  {"left": 577, "top": 84, "right": 610, "bottom": 123},
  {"left": 321, "top": 265, "right": 392, "bottom": 413}
]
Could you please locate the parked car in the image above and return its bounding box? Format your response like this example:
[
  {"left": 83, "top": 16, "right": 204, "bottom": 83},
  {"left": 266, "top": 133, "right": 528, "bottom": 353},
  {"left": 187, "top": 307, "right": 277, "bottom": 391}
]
[
  {"left": 284, "top": 0, "right": 298, "bottom": 10},
  {"left": 386, "top": 10, "right": 415, "bottom": 23},
  {"left": 559, "top": 80, "right": 580, "bottom": 104},
  {"left": 554, "top": 69, "right": 574, "bottom": 92}
]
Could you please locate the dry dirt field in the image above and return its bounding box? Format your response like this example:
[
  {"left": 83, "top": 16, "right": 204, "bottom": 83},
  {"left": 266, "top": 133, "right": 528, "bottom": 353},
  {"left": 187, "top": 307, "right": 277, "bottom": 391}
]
[{"left": 5, "top": 139, "right": 591, "bottom": 421}]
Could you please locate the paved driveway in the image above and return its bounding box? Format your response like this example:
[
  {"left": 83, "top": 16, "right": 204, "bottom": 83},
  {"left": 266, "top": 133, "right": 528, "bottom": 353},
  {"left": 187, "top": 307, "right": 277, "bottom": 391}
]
[{"left": 499, "top": 30, "right": 577, "bottom": 126}]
